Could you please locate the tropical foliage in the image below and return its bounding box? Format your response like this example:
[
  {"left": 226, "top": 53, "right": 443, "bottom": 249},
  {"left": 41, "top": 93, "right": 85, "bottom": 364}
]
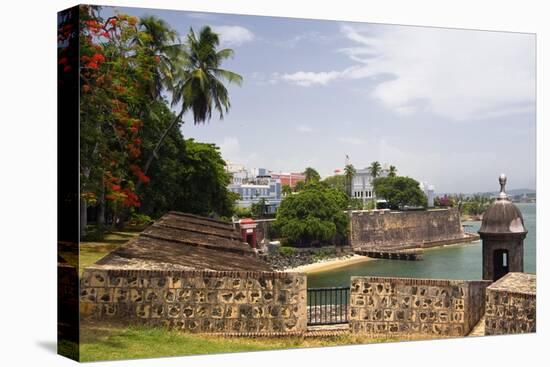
[
  {"left": 373, "top": 176, "right": 427, "bottom": 210},
  {"left": 368, "top": 161, "right": 382, "bottom": 178},
  {"left": 304, "top": 167, "right": 321, "bottom": 184},
  {"left": 281, "top": 184, "right": 293, "bottom": 196},
  {"left": 344, "top": 164, "right": 356, "bottom": 198},
  {"left": 322, "top": 174, "right": 346, "bottom": 193},
  {"left": 275, "top": 186, "right": 348, "bottom": 246},
  {"left": 435, "top": 194, "right": 493, "bottom": 216},
  {"left": 59, "top": 6, "right": 243, "bottom": 234}
]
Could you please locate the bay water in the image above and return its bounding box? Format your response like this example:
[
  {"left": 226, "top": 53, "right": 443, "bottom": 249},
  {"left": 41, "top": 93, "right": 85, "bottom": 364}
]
[{"left": 308, "top": 203, "right": 536, "bottom": 288}]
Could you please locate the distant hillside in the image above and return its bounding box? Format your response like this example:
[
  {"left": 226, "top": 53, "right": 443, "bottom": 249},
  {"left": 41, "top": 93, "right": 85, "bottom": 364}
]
[{"left": 436, "top": 188, "right": 536, "bottom": 197}]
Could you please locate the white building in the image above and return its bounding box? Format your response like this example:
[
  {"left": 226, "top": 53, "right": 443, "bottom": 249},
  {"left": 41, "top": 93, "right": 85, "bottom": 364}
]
[
  {"left": 420, "top": 181, "right": 436, "bottom": 208},
  {"left": 351, "top": 166, "right": 389, "bottom": 204},
  {"left": 226, "top": 165, "right": 282, "bottom": 214}
]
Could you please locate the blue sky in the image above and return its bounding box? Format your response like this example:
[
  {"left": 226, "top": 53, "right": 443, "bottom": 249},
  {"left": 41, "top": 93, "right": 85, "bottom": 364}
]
[{"left": 104, "top": 6, "right": 536, "bottom": 194}]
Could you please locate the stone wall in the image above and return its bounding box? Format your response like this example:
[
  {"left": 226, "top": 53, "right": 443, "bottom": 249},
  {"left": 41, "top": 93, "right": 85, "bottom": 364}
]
[
  {"left": 80, "top": 267, "right": 307, "bottom": 335},
  {"left": 349, "top": 276, "right": 490, "bottom": 336},
  {"left": 485, "top": 272, "right": 536, "bottom": 335},
  {"left": 350, "top": 208, "right": 469, "bottom": 250}
]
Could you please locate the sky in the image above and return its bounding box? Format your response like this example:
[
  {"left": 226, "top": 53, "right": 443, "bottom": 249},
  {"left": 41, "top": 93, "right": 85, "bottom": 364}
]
[{"left": 104, "top": 6, "right": 536, "bottom": 194}]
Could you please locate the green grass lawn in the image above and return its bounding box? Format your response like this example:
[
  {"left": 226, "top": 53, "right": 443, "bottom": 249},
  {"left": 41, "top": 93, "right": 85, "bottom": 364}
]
[
  {"left": 64, "top": 229, "right": 441, "bottom": 362},
  {"left": 58, "top": 228, "right": 141, "bottom": 275},
  {"left": 79, "top": 321, "right": 415, "bottom": 362}
]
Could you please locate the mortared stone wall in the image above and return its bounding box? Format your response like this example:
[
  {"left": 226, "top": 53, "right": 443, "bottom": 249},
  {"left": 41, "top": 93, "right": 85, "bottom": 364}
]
[
  {"left": 349, "top": 276, "right": 490, "bottom": 336},
  {"left": 484, "top": 272, "right": 536, "bottom": 335},
  {"left": 350, "top": 208, "right": 475, "bottom": 250},
  {"left": 80, "top": 267, "right": 307, "bottom": 335}
]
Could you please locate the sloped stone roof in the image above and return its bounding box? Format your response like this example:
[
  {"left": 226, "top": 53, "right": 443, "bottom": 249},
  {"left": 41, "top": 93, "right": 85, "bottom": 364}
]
[
  {"left": 487, "top": 272, "right": 536, "bottom": 295},
  {"left": 93, "top": 212, "right": 273, "bottom": 272}
]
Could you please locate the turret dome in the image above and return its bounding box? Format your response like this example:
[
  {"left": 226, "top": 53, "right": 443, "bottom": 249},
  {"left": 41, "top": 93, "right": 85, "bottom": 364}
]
[{"left": 479, "top": 174, "right": 527, "bottom": 234}]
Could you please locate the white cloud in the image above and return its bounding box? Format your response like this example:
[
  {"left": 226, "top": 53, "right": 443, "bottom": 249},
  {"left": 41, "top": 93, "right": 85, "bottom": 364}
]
[
  {"left": 218, "top": 137, "right": 259, "bottom": 167},
  {"left": 281, "top": 70, "right": 342, "bottom": 87},
  {"left": 280, "top": 24, "right": 535, "bottom": 121},
  {"left": 211, "top": 25, "right": 254, "bottom": 47},
  {"left": 296, "top": 125, "right": 313, "bottom": 133},
  {"left": 338, "top": 136, "right": 365, "bottom": 145},
  {"left": 219, "top": 137, "right": 241, "bottom": 158}
]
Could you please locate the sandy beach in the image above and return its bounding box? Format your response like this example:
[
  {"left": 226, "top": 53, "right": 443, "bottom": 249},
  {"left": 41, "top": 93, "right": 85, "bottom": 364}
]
[{"left": 285, "top": 254, "right": 375, "bottom": 274}]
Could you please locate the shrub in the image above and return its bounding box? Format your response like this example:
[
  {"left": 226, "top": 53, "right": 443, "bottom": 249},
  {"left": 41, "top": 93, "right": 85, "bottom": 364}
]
[
  {"left": 278, "top": 246, "right": 296, "bottom": 257},
  {"left": 128, "top": 213, "right": 153, "bottom": 226}
]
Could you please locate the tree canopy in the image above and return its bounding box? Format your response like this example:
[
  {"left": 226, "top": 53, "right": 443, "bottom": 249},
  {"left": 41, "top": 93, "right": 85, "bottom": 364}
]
[
  {"left": 368, "top": 161, "right": 382, "bottom": 178},
  {"left": 344, "top": 164, "right": 356, "bottom": 197},
  {"left": 63, "top": 6, "right": 243, "bottom": 232},
  {"left": 373, "top": 176, "right": 427, "bottom": 210},
  {"left": 275, "top": 186, "right": 348, "bottom": 246},
  {"left": 304, "top": 167, "right": 321, "bottom": 184},
  {"left": 322, "top": 174, "right": 346, "bottom": 193}
]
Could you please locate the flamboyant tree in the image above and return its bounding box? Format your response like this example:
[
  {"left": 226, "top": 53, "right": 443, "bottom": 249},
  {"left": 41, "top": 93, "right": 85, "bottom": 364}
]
[
  {"left": 65, "top": 6, "right": 243, "bottom": 235},
  {"left": 78, "top": 7, "right": 158, "bottom": 233}
]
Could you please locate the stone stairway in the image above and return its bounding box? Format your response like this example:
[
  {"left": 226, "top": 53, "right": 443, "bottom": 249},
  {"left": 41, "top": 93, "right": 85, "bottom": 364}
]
[
  {"left": 468, "top": 316, "right": 486, "bottom": 337},
  {"left": 306, "top": 324, "right": 350, "bottom": 337}
]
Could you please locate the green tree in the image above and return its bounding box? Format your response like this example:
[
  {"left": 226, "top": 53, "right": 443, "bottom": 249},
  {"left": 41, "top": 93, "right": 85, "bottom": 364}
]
[
  {"left": 388, "top": 165, "right": 397, "bottom": 177},
  {"left": 368, "top": 161, "right": 382, "bottom": 203},
  {"left": 304, "top": 167, "right": 321, "bottom": 184},
  {"left": 134, "top": 15, "right": 178, "bottom": 99},
  {"left": 373, "top": 176, "right": 427, "bottom": 210},
  {"left": 294, "top": 181, "right": 306, "bottom": 192},
  {"left": 322, "top": 174, "right": 346, "bottom": 193},
  {"left": 275, "top": 187, "right": 348, "bottom": 245},
  {"left": 139, "top": 130, "right": 236, "bottom": 218},
  {"left": 281, "top": 184, "right": 292, "bottom": 196},
  {"left": 344, "top": 164, "right": 356, "bottom": 198},
  {"left": 349, "top": 198, "right": 364, "bottom": 210},
  {"left": 251, "top": 198, "right": 268, "bottom": 218},
  {"left": 368, "top": 161, "right": 382, "bottom": 178},
  {"left": 142, "top": 26, "right": 243, "bottom": 177}
]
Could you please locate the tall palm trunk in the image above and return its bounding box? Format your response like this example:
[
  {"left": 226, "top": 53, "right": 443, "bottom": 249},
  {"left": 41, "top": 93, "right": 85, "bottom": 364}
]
[{"left": 142, "top": 109, "right": 184, "bottom": 178}]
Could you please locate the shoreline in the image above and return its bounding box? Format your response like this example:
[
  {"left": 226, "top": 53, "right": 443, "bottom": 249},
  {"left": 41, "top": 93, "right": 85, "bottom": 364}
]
[
  {"left": 284, "top": 254, "right": 375, "bottom": 274},
  {"left": 283, "top": 236, "right": 481, "bottom": 274}
]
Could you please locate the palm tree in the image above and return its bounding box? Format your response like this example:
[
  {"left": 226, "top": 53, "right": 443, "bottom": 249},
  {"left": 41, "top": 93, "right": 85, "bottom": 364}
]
[
  {"left": 388, "top": 165, "right": 397, "bottom": 177},
  {"left": 135, "top": 16, "right": 179, "bottom": 99},
  {"left": 368, "top": 161, "right": 382, "bottom": 179},
  {"left": 368, "top": 161, "right": 382, "bottom": 205},
  {"left": 344, "top": 164, "right": 356, "bottom": 198},
  {"left": 142, "top": 26, "right": 243, "bottom": 177}
]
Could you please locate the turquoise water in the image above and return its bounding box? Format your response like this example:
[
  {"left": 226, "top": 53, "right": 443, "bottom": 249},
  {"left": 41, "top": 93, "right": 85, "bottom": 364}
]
[{"left": 308, "top": 203, "right": 536, "bottom": 288}]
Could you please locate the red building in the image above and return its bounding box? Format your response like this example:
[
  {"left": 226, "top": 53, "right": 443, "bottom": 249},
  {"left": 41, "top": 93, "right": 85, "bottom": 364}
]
[
  {"left": 269, "top": 172, "right": 306, "bottom": 188},
  {"left": 239, "top": 218, "right": 258, "bottom": 248}
]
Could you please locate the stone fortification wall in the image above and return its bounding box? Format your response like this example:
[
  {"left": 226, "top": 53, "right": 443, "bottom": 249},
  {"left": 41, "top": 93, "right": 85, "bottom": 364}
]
[
  {"left": 350, "top": 208, "right": 470, "bottom": 250},
  {"left": 80, "top": 267, "right": 307, "bottom": 335},
  {"left": 349, "top": 276, "right": 490, "bottom": 336},
  {"left": 485, "top": 272, "right": 536, "bottom": 335}
]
